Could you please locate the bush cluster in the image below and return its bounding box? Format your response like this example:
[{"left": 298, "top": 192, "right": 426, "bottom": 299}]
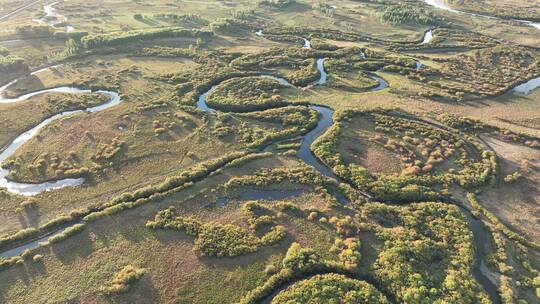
[
  {"left": 206, "top": 76, "right": 288, "bottom": 112},
  {"left": 146, "top": 207, "right": 286, "bottom": 257},
  {"left": 103, "top": 265, "right": 145, "bottom": 294},
  {"left": 272, "top": 273, "right": 389, "bottom": 303},
  {"left": 361, "top": 202, "right": 491, "bottom": 303},
  {"left": 379, "top": 3, "right": 443, "bottom": 26}
]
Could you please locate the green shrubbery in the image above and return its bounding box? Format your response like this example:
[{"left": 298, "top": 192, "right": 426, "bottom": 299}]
[
  {"left": 312, "top": 110, "right": 499, "bottom": 202},
  {"left": 272, "top": 273, "right": 388, "bottom": 303},
  {"left": 103, "top": 265, "right": 145, "bottom": 294},
  {"left": 361, "top": 202, "right": 491, "bottom": 303},
  {"left": 379, "top": 4, "right": 443, "bottom": 26},
  {"left": 259, "top": 0, "right": 296, "bottom": 8},
  {"left": 206, "top": 77, "right": 288, "bottom": 112},
  {"left": 146, "top": 206, "right": 286, "bottom": 257},
  {"left": 80, "top": 27, "right": 213, "bottom": 49}
]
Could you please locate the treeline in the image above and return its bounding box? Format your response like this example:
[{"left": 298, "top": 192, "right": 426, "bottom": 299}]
[
  {"left": 80, "top": 27, "right": 213, "bottom": 49},
  {"left": 390, "top": 28, "right": 497, "bottom": 52},
  {"left": 379, "top": 3, "right": 443, "bottom": 26},
  {"left": 239, "top": 242, "right": 367, "bottom": 304},
  {"left": 259, "top": 0, "right": 296, "bottom": 8}
]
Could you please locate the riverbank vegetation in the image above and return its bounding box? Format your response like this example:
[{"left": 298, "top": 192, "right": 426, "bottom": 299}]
[
  {"left": 312, "top": 109, "right": 498, "bottom": 202},
  {"left": 0, "top": 0, "right": 539, "bottom": 303}
]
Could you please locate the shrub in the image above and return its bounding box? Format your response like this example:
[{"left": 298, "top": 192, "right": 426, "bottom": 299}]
[
  {"left": 47, "top": 224, "right": 86, "bottom": 244},
  {"left": 282, "top": 242, "right": 320, "bottom": 271},
  {"left": 32, "top": 254, "right": 43, "bottom": 262},
  {"left": 104, "top": 265, "right": 145, "bottom": 294},
  {"left": 264, "top": 264, "right": 278, "bottom": 275},
  {"left": 503, "top": 172, "right": 521, "bottom": 183}
]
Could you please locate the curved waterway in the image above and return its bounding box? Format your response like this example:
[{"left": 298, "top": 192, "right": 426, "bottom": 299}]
[
  {"left": 424, "top": 0, "right": 540, "bottom": 30},
  {"left": 32, "top": 2, "right": 74, "bottom": 32},
  {"left": 0, "top": 35, "right": 498, "bottom": 303},
  {"left": 0, "top": 85, "right": 121, "bottom": 196}
]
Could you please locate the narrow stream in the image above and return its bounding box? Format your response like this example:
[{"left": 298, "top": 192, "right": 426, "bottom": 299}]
[
  {"left": 421, "top": 30, "right": 433, "bottom": 44},
  {"left": 0, "top": 65, "right": 61, "bottom": 100},
  {"left": 513, "top": 76, "right": 540, "bottom": 95},
  {"left": 424, "top": 0, "right": 540, "bottom": 30},
  {"left": 464, "top": 210, "right": 501, "bottom": 304}
]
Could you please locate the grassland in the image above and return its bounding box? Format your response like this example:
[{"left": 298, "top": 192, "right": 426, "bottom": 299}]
[{"left": 0, "top": 0, "right": 538, "bottom": 303}]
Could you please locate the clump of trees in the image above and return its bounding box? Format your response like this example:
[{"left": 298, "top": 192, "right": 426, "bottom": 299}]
[
  {"left": 437, "top": 113, "right": 540, "bottom": 150},
  {"left": 360, "top": 202, "right": 491, "bottom": 303},
  {"left": 272, "top": 273, "right": 389, "bottom": 303},
  {"left": 379, "top": 3, "right": 443, "bottom": 26},
  {"left": 103, "top": 265, "right": 145, "bottom": 294},
  {"left": 80, "top": 27, "right": 213, "bottom": 49},
  {"left": 206, "top": 77, "right": 288, "bottom": 112},
  {"left": 312, "top": 110, "right": 499, "bottom": 202},
  {"left": 259, "top": 0, "right": 296, "bottom": 8},
  {"left": 0, "top": 55, "right": 28, "bottom": 74},
  {"left": 153, "top": 13, "right": 208, "bottom": 26},
  {"left": 146, "top": 206, "right": 286, "bottom": 257}
]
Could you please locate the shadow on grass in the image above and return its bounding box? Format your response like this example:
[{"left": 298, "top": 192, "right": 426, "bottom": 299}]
[{"left": 50, "top": 229, "right": 95, "bottom": 265}]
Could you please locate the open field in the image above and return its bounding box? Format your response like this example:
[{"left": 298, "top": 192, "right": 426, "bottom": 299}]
[{"left": 0, "top": 0, "right": 538, "bottom": 303}]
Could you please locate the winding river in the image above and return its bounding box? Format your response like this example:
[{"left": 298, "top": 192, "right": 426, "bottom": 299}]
[
  {"left": 424, "top": 0, "right": 540, "bottom": 30},
  {"left": 0, "top": 34, "right": 499, "bottom": 303},
  {"left": 0, "top": 88, "right": 120, "bottom": 196}
]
